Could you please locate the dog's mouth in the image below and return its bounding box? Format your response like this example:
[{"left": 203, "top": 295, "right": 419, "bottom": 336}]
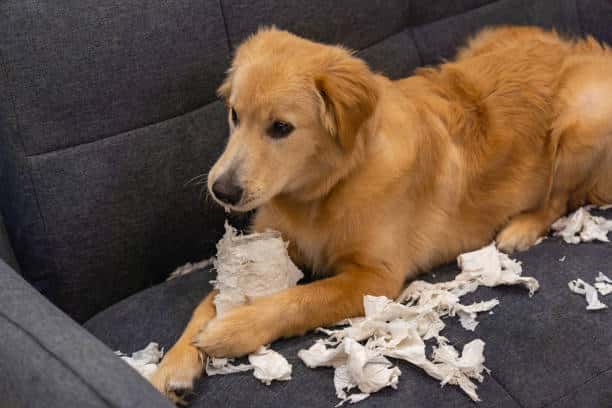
[{"left": 210, "top": 191, "right": 268, "bottom": 213}]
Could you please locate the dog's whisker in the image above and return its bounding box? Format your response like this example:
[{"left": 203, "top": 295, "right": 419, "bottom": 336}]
[{"left": 184, "top": 173, "right": 209, "bottom": 187}]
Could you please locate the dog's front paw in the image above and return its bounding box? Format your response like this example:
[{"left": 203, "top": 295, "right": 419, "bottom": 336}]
[
  {"left": 496, "top": 216, "right": 545, "bottom": 253},
  {"left": 194, "top": 304, "right": 278, "bottom": 358},
  {"left": 149, "top": 345, "right": 204, "bottom": 404}
]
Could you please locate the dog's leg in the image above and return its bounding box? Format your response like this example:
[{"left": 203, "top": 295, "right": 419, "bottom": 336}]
[
  {"left": 194, "top": 264, "right": 403, "bottom": 358},
  {"left": 149, "top": 291, "right": 217, "bottom": 402},
  {"left": 499, "top": 53, "right": 612, "bottom": 252},
  {"left": 496, "top": 194, "right": 567, "bottom": 252}
]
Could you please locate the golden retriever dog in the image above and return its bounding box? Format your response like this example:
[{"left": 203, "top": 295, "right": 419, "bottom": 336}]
[{"left": 151, "top": 26, "right": 612, "bottom": 399}]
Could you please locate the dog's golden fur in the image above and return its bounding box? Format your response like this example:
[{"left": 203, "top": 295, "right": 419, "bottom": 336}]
[{"left": 151, "top": 26, "right": 612, "bottom": 399}]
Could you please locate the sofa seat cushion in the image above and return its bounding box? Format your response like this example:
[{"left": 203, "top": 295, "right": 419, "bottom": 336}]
[{"left": 85, "top": 212, "right": 612, "bottom": 407}]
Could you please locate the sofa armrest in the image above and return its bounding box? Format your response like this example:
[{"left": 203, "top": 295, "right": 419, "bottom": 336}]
[
  {"left": 0, "top": 259, "right": 173, "bottom": 408},
  {"left": 0, "top": 212, "right": 19, "bottom": 272}
]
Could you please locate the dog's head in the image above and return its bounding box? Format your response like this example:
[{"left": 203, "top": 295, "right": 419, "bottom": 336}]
[{"left": 207, "top": 28, "right": 379, "bottom": 211}]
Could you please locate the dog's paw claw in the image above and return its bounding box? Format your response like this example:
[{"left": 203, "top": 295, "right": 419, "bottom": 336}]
[{"left": 149, "top": 347, "right": 204, "bottom": 404}]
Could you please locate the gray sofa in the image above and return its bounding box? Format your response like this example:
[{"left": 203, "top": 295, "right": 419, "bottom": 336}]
[{"left": 1, "top": 1, "right": 611, "bottom": 407}]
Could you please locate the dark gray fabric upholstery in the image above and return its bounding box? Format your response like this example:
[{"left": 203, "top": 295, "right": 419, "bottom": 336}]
[
  {"left": 412, "top": 0, "right": 583, "bottom": 66},
  {"left": 0, "top": 0, "right": 610, "bottom": 327},
  {"left": 85, "top": 216, "right": 612, "bottom": 408},
  {"left": 0, "top": 0, "right": 610, "bottom": 406},
  {"left": 27, "top": 102, "right": 235, "bottom": 321},
  {"left": 0, "top": 1, "right": 229, "bottom": 155},
  {"left": 576, "top": 0, "right": 612, "bottom": 43},
  {"left": 0, "top": 259, "right": 173, "bottom": 408},
  {"left": 0, "top": 0, "right": 233, "bottom": 321},
  {"left": 220, "top": 0, "right": 414, "bottom": 51}
]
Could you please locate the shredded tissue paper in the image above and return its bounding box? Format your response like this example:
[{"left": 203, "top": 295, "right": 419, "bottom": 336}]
[
  {"left": 552, "top": 207, "right": 612, "bottom": 309},
  {"left": 298, "top": 242, "right": 537, "bottom": 405},
  {"left": 117, "top": 204, "right": 612, "bottom": 404},
  {"left": 551, "top": 206, "right": 612, "bottom": 244}
]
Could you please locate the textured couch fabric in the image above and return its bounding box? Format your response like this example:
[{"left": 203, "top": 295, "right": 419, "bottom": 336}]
[
  {"left": 0, "top": 259, "right": 173, "bottom": 408},
  {"left": 2, "top": 0, "right": 611, "bottom": 322},
  {"left": 85, "top": 223, "right": 612, "bottom": 408},
  {"left": 0, "top": 0, "right": 611, "bottom": 407}
]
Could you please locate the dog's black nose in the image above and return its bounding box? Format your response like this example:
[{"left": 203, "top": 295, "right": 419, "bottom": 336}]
[{"left": 212, "top": 172, "right": 243, "bottom": 206}]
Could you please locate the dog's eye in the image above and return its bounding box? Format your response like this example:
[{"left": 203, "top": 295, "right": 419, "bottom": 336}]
[
  {"left": 268, "top": 121, "right": 294, "bottom": 139},
  {"left": 231, "top": 108, "right": 239, "bottom": 126}
]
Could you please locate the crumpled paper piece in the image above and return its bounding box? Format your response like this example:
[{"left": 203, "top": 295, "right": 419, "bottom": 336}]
[
  {"left": 207, "top": 222, "right": 303, "bottom": 384},
  {"left": 249, "top": 346, "right": 293, "bottom": 384},
  {"left": 299, "top": 243, "right": 538, "bottom": 404},
  {"left": 299, "top": 335, "right": 401, "bottom": 406},
  {"left": 454, "top": 243, "right": 539, "bottom": 296},
  {"left": 594, "top": 272, "right": 612, "bottom": 296},
  {"left": 551, "top": 207, "right": 612, "bottom": 244},
  {"left": 116, "top": 342, "right": 164, "bottom": 379},
  {"left": 206, "top": 346, "right": 292, "bottom": 385},
  {"left": 568, "top": 278, "right": 607, "bottom": 310}
]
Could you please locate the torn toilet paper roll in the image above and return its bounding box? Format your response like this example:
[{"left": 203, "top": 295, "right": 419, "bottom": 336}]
[
  {"left": 211, "top": 221, "right": 303, "bottom": 317},
  {"left": 551, "top": 207, "right": 612, "bottom": 244},
  {"left": 207, "top": 222, "right": 302, "bottom": 384}
]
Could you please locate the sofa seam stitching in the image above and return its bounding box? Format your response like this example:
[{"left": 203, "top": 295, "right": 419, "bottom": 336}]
[
  {"left": 217, "top": 0, "right": 233, "bottom": 52},
  {"left": 0, "top": 47, "right": 55, "bottom": 273},
  {"left": 0, "top": 310, "right": 118, "bottom": 408},
  {"left": 26, "top": 100, "right": 224, "bottom": 158},
  {"left": 490, "top": 372, "right": 526, "bottom": 408},
  {"left": 409, "top": 27, "right": 425, "bottom": 67},
  {"left": 540, "top": 366, "right": 612, "bottom": 408}
]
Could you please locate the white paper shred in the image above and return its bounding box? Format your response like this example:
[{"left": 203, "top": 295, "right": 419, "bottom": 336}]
[
  {"left": 299, "top": 337, "right": 401, "bottom": 406},
  {"left": 205, "top": 346, "right": 293, "bottom": 385},
  {"left": 249, "top": 346, "right": 293, "bottom": 384},
  {"left": 594, "top": 272, "right": 612, "bottom": 296},
  {"left": 205, "top": 357, "right": 252, "bottom": 376},
  {"left": 551, "top": 207, "right": 612, "bottom": 244},
  {"left": 568, "top": 278, "right": 608, "bottom": 310},
  {"left": 116, "top": 342, "right": 164, "bottom": 379},
  {"left": 298, "top": 243, "right": 538, "bottom": 404},
  {"left": 167, "top": 258, "right": 214, "bottom": 281},
  {"left": 206, "top": 222, "right": 302, "bottom": 384}
]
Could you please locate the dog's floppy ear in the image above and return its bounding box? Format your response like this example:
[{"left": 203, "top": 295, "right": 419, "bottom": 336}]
[{"left": 316, "top": 50, "right": 378, "bottom": 151}]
